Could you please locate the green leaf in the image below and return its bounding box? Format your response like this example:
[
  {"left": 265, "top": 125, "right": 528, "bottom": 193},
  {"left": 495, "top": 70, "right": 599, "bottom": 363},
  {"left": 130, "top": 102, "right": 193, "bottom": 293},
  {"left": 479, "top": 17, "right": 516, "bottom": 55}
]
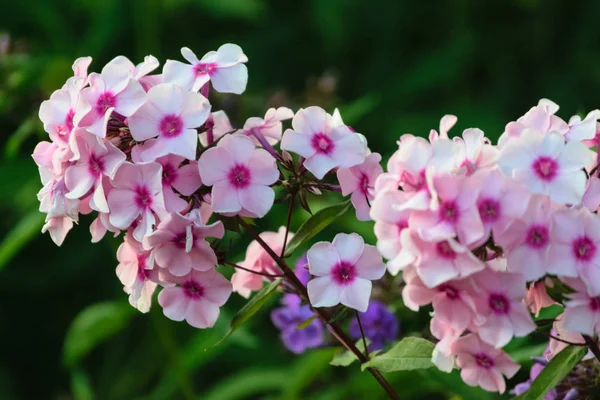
[
  {"left": 63, "top": 301, "right": 135, "bottom": 368},
  {"left": 330, "top": 340, "right": 372, "bottom": 367},
  {"left": 512, "top": 345, "right": 587, "bottom": 400},
  {"left": 70, "top": 367, "right": 94, "bottom": 400},
  {"left": 361, "top": 337, "right": 434, "bottom": 372},
  {"left": 284, "top": 200, "right": 351, "bottom": 258},
  {"left": 296, "top": 315, "right": 317, "bottom": 330},
  {"left": 212, "top": 278, "right": 281, "bottom": 347},
  {"left": 0, "top": 211, "right": 45, "bottom": 271}
]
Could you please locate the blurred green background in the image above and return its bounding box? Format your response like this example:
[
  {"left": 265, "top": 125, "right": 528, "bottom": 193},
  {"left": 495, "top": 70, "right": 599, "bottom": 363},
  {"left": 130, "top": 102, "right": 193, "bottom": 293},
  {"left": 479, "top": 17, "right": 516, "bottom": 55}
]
[{"left": 1, "top": 0, "right": 599, "bottom": 399}]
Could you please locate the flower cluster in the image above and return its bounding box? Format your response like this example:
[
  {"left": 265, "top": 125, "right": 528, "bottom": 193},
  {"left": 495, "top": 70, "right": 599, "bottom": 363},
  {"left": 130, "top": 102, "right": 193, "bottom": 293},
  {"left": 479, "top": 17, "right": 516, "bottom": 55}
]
[
  {"left": 33, "top": 44, "right": 376, "bottom": 332},
  {"left": 35, "top": 43, "right": 599, "bottom": 398},
  {"left": 371, "top": 100, "right": 600, "bottom": 393}
]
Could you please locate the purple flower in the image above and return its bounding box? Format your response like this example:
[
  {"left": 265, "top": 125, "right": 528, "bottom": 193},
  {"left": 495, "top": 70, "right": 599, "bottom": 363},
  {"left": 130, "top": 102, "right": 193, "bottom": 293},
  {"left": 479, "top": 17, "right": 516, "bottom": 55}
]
[
  {"left": 295, "top": 254, "right": 310, "bottom": 286},
  {"left": 349, "top": 300, "right": 399, "bottom": 351},
  {"left": 510, "top": 358, "right": 557, "bottom": 399},
  {"left": 271, "top": 294, "right": 323, "bottom": 354}
]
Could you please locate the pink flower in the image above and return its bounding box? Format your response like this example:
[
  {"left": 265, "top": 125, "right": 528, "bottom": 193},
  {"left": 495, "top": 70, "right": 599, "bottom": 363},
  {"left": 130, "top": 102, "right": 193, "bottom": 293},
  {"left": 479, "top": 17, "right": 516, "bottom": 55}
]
[
  {"left": 128, "top": 83, "right": 210, "bottom": 161},
  {"left": 470, "top": 169, "right": 530, "bottom": 243},
  {"left": 65, "top": 129, "right": 126, "bottom": 213},
  {"left": 561, "top": 277, "right": 600, "bottom": 336},
  {"left": 525, "top": 280, "right": 555, "bottom": 317},
  {"left": 402, "top": 267, "right": 479, "bottom": 334},
  {"left": 143, "top": 211, "right": 224, "bottom": 276},
  {"left": 199, "top": 111, "right": 233, "bottom": 147},
  {"left": 370, "top": 190, "right": 412, "bottom": 265},
  {"left": 566, "top": 110, "right": 600, "bottom": 142},
  {"left": 158, "top": 268, "right": 232, "bottom": 328},
  {"left": 280, "top": 107, "right": 367, "bottom": 179},
  {"left": 198, "top": 134, "right": 278, "bottom": 218},
  {"left": 498, "top": 99, "right": 567, "bottom": 146},
  {"left": 39, "top": 77, "right": 87, "bottom": 148},
  {"left": 162, "top": 44, "right": 248, "bottom": 94},
  {"left": 79, "top": 62, "right": 147, "bottom": 138},
  {"left": 498, "top": 128, "right": 595, "bottom": 204},
  {"left": 42, "top": 216, "right": 75, "bottom": 246},
  {"left": 410, "top": 172, "right": 485, "bottom": 246},
  {"left": 451, "top": 334, "right": 520, "bottom": 394},
  {"left": 38, "top": 176, "right": 79, "bottom": 221},
  {"left": 471, "top": 269, "right": 536, "bottom": 348},
  {"left": 107, "top": 55, "right": 160, "bottom": 81},
  {"left": 429, "top": 114, "right": 457, "bottom": 141},
  {"left": 116, "top": 234, "right": 157, "bottom": 313},
  {"left": 337, "top": 152, "right": 383, "bottom": 221},
  {"left": 548, "top": 207, "right": 600, "bottom": 295},
  {"left": 392, "top": 229, "right": 483, "bottom": 286},
  {"left": 495, "top": 195, "right": 554, "bottom": 281},
  {"left": 153, "top": 155, "right": 202, "bottom": 213},
  {"left": 452, "top": 128, "right": 498, "bottom": 175},
  {"left": 242, "top": 107, "right": 294, "bottom": 145},
  {"left": 231, "top": 226, "right": 292, "bottom": 298},
  {"left": 306, "top": 233, "right": 385, "bottom": 312},
  {"left": 107, "top": 162, "right": 167, "bottom": 241},
  {"left": 546, "top": 317, "right": 592, "bottom": 361}
]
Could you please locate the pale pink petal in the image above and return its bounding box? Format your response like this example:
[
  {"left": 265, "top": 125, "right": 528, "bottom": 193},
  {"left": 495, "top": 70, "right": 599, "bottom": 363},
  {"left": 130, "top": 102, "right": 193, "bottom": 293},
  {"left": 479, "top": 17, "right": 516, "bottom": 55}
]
[
  {"left": 280, "top": 130, "right": 315, "bottom": 158},
  {"left": 158, "top": 287, "right": 189, "bottom": 321},
  {"left": 162, "top": 60, "right": 196, "bottom": 91},
  {"left": 332, "top": 233, "right": 364, "bottom": 264},
  {"left": 303, "top": 153, "right": 338, "bottom": 179},
  {"left": 115, "top": 79, "right": 146, "bottom": 117},
  {"left": 64, "top": 165, "right": 95, "bottom": 199},
  {"left": 108, "top": 189, "right": 139, "bottom": 228},
  {"left": 172, "top": 163, "right": 202, "bottom": 195},
  {"left": 307, "top": 242, "right": 340, "bottom": 276},
  {"left": 238, "top": 184, "right": 274, "bottom": 218},
  {"left": 247, "top": 150, "right": 279, "bottom": 185},
  {"left": 307, "top": 276, "right": 342, "bottom": 308},
  {"left": 186, "top": 300, "right": 220, "bottom": 328},
  {"left": 198, "top": 147, "right": 234, "bottom": 185},
  {"left": 340, "top": 278, "right": 372, "bottom": 312},
  {"left": 355, "top": 244, "right": 386, "bottom": 280},
  {"left": 210, "top": 64, "right": 248, "bottom": 94},
  {"left": 211, "top": 181, "right": 242, "bottom": 213}
]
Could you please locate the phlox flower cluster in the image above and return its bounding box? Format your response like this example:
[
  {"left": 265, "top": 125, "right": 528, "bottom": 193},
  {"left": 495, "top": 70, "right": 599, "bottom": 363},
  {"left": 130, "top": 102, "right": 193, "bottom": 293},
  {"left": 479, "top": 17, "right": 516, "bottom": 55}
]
[
  {"left": 33, "top": 43, "right": 374, "bottom": 333},
  {"left": 35, "top": 42, "right": 600, "bottom": 397},
  {"left": 370, "top": 100, "right": 600, "bottom": 393}
]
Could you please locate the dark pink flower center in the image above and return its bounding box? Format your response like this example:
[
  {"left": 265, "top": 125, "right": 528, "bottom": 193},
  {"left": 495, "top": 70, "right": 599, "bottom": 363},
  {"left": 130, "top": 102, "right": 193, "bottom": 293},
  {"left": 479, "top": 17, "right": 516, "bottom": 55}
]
[
  {"left": 137, "top": 256, "right": 150, "bottom": 280},
  {"left": 401, "top": 170, "right": 426, "bottom": 192},
  {"left": 438, "top": 284, "right": 459, "bottom": 300},
  {"left": 589, "top": 297, "right": 600, "bottom": 312},
  {"left": 173, "top": 232, "right": 187, "bottom": 249},
  {"left": 182, "top": 280, "right": 204, "bottom": 299},
  {"left": 532, "top": 156, "right": 558, "bottom": 182},
  {"left": 88, "top": 153, "right": 105, "bottom": 177},
  {"left": 396, "top": 220, "right": 409, "bottom": 235},
  {"left": 359, "top": 173, "right": 370, "bottom": 195},
  {"left": 311, "top": 133, "right": 334, "bottom": 155},
  {"left": 96, "top": 92, "right": 116, "bottom": 114},
  {"left": 135, "top": 185, "right": 153, "bottom": 210},
  {"left": 525, "top": 225, "right": 549, "bottom": 249},
  {"left": 162, "top": 163, "right": 178, "bottom": 186},
  {"left": 488, "top": 293, "right": 510, "bottom": 314},
  {"left": 65, "top": 108, "right": 75, "bottom": 132},
  {"left": 436, "top": 241, "right": 456, "bottom": 259},
  {"left": 194, "top": 62, "right": 217, "bottom": 76},
  {"left": 439, "top": 201, "right": 459, "bottom": 223},
  {"left": 331, "top": 261, "right": 357, "bottom": 285},
  {"left": 159, "top": 114, "right": 184, "bottom": 138},
  {"left": 474, "top": 353, "right": 495, "bottom": 369},
  {"left": 478, "top": 198, "right": 501, "bottom": 223},
  {"left": 572, "top": 236, "right": 596, "bottom": 262},
  {"left": 228, "top": 164, "right": 251, "bottom": 189}
]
